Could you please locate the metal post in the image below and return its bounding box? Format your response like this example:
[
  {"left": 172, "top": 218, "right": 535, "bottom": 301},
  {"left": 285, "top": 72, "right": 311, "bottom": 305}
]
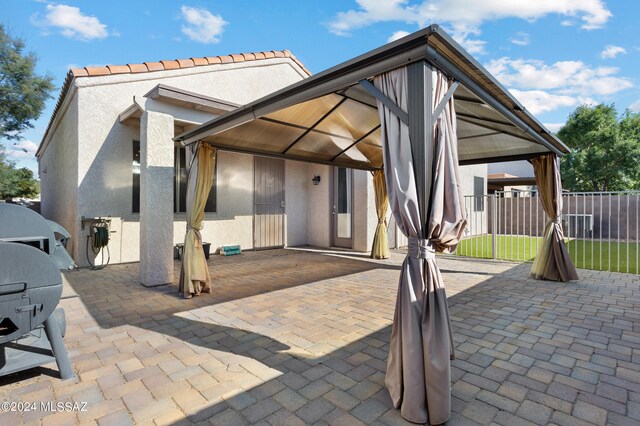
[
  {"left": 407, "top": 61, "right": 433, "bottom": 239},
  {"left": 491, "top": 194, "right": 497, "bottom": 259}
]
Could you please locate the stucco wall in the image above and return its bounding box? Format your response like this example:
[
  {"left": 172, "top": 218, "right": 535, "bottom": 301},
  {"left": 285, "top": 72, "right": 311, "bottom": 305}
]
[
  {"left": 173, "top": 150, "right": 254, "bottom": 252},
  {"left": 57, "top": 59, "right": 307, "bottom": 265},
  {"left": 352, "top": 170, "right": 377, "bottom": 252},
  {"left": 305, "top": 165, "right": 331, "bottom": 248},
  {"left": 284, "top": 160, "right": 309, "bottom": 247},
  {"left": 488, "top": 160, "right": 534, "bottom": 178},
  {"left": 38, "top": 92, "right": 79, "bottom": 260}
]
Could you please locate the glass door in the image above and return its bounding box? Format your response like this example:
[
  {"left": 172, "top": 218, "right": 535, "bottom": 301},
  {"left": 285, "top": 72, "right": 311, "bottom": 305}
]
[{"left": 333, "top": 167, "right": 353, "bottom": 248}]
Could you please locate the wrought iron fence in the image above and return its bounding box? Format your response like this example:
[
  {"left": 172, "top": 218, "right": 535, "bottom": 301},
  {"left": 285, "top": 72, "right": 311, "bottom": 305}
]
[{"left": 451, "top": 190, "right": 640, "bottom": 274}]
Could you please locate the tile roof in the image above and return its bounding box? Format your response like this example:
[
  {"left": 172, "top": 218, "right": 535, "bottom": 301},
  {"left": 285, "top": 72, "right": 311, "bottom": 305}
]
[
  {"left": 37, "top": 50, "right": 311, "bottom": 157},
  {"left": 68, "top": 49, "right": 310, "bottom": 79}
]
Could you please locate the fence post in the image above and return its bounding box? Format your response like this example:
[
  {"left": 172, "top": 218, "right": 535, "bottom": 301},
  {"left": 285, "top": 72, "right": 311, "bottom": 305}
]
[{"left": 491, "top": 193, "right": 497, "bottom": 259}]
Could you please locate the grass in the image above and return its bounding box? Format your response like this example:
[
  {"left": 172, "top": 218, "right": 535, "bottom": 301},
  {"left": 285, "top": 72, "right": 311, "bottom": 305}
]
[{"left": 455, "top": 234, "right": 640, "bottom": 274}]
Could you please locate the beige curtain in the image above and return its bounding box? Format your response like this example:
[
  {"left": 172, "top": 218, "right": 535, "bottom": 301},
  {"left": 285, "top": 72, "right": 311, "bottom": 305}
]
[
  {"left": 370, "top": 170, "right": 390, "bottom": 259},
  {"left": 530, "top": 154, "right": 578, "bottom": 281},
  {"left": 178, "top": 143, "right": 217, "bottom": 298},
  {"left": 375, "top": 66, "right": 466, "bottom": 425}
]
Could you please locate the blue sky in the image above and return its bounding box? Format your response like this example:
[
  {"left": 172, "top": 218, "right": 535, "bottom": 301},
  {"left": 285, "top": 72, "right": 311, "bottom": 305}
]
[{"left": 3, "top": 0, "right": 639, "bottom": 174}]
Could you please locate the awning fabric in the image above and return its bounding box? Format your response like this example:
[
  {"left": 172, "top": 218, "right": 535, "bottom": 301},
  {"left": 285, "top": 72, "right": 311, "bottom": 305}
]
[
  {"left": 530, "top": 154, "right": 579, "bottom": 281},
  {"left": 175, "top": 25, "right": 570, "bottom": 170},
  {"left": 378, "top": 63, "right": 465, "bottom": 425}
]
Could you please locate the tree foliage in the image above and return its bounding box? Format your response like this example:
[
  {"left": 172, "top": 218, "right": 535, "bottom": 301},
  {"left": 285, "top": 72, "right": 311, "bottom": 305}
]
[
  {"left": 558, "top": 104, "right": 640, "bottom": 192},
  {"left": 0, "top": 25, "right": 54, "bottom": 140},
  {"left": 0, "top": 149, "right": 38, "bottom": 199}
]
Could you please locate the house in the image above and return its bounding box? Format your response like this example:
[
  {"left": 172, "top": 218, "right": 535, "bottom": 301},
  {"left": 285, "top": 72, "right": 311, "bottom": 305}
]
[{"left": 36, "top": 49, "right": 487, "bottom": 280}]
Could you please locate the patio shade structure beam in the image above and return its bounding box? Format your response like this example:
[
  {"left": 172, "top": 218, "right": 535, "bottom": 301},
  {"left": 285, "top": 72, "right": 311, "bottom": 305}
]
[
  {"left": 457, "top": 115, "right": 539, "bottom": 144},
  {"left": 359, "top": 79, "right": 409, "bottom": 124},
  {"left": 330, "top": 124, "right": 381, "bottom": 162},
  {"left": 422, "top": 45, "right": 561, "bottom": 156},
  {"left": 174, "top": 25, "right": 568, "bottom": 171}
]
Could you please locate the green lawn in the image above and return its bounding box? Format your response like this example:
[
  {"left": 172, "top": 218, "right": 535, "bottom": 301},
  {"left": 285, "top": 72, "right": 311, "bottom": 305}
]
[{"left": 454, "top": 234, "right": 640, "bottom": 274}]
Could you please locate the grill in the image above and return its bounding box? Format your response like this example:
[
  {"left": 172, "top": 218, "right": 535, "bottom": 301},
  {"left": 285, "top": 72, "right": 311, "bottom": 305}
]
[{"left": 0, "top": 204, "right": 75, "bottom": 380}]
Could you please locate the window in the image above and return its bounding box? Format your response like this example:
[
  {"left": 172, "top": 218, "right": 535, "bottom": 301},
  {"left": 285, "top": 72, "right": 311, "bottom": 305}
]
[
  {"left": 474, "top": 176, "right": 484, "bottom": 211},
  {"left": 132, "top": 141, "right": 140, "bottom": 213},
  {"left": 132, "top": 143, "right": 216, "bottom": 213}
]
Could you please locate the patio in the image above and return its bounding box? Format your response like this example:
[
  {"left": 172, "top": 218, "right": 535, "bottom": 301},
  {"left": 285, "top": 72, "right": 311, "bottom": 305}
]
[{"left": 1, "top": 248, "right": 639, "bottom": 426}]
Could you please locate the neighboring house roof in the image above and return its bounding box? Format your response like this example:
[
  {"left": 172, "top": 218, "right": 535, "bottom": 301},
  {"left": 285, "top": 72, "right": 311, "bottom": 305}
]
[{"left": 37, "top": 50, "right": 311, "bottom": 158}]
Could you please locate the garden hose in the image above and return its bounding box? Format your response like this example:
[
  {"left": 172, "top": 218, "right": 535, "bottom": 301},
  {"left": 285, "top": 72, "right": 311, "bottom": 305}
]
[{"left": 86, "top": 222, "right": 110, "bottom": 270}]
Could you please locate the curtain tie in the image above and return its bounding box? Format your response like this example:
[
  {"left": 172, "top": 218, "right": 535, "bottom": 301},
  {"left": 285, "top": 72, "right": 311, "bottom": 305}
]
[
  {"left": 552, "top": 216, "right": 562, "bottom": 225},
  {"left": 408, "top": 237, "right": 435, "bottom": 260},
  {"left": 378, "top": 218, "right": 386, "bottom": 225}
]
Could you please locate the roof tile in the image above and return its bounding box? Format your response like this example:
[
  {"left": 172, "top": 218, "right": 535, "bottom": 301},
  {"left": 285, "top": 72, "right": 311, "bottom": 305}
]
[
  {"left": 160, "top": 60, "right": 179, "bottom": 70},
  {"left": 144, "top": 62, "right": 164, "bottom": 72},
  {"left": 177, "top": 58, "right": 195, "bottom": 68},
  {"left": 192, "top": 57, "right": 208, "bottom": 66},
  {"left": 263, "top": 51, "right": 275, "bottom": 59},
  {"left": 128, "top": 63, "right": 148, "bottom": 73},
  {"left": 85, "top": 66, "right": 111, "bottom": 76},
  {"left": 230, "top": 54, "right": 245, "bottom": 62},
  {"left": 273, "top": 51, "right": 285, "bottom": 58},
  {"left": 254, "top": 52, "right": 266, "bottom": 60},
  {"left": 242, "top": 53, "right": 256, "bottom": 61},
  {"left": 205, "top": 56, "right": 222, "bottom": 65},
  {"left": 107, "top": 65, "right": 130, "bottom": 75},
  {"left": 71, "top": 68, "right": 89, "bottom": 77}
]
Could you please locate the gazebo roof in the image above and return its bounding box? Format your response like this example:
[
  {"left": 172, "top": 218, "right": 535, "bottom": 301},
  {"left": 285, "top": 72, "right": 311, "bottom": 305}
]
[{"left": 174, "top": 24, "right": 570, "bottom": 171}]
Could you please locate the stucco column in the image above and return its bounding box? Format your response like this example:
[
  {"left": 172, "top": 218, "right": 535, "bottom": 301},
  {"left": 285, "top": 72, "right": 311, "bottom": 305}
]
[{"left": 139, "top": 110, "right": 174, "bottom": 286}]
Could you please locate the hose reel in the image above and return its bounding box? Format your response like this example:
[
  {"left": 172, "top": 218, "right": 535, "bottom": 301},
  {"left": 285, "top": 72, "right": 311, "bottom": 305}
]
[{"left": 82, "top": 216, "right": 112, "bottom": 270}]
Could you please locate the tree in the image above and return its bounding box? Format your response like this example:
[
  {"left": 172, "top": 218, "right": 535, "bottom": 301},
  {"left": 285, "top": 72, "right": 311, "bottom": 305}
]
[
  {"left": 0, "top": 148, "right": 39, "bottom": 199},
  {"left": 557, "top": 104, "right": 640, "bottom": 192},
  {"left": 0, "top": 25, "right": 54, "bottom": 140}
]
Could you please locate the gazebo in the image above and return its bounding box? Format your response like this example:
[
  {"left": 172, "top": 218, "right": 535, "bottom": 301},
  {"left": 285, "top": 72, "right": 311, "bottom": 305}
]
[{"left": 172, "top": 24, "right": 577, "bottom": 425}]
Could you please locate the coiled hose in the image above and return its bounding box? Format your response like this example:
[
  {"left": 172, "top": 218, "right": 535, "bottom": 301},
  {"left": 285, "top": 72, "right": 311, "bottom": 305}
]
[{"left": 86, "top": 223, "right": 110, "bottom": 270}]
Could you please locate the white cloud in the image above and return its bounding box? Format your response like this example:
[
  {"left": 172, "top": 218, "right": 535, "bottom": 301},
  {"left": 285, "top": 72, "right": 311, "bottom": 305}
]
[
  {"left": 38, "top": 4, "right": 108, "bottom": 41},
  {"left": 542, "top": 122, "right": 564, "bottom": 133},
  {"left": 600, "top": 45, "right": 626, "bottom": 59},
  {"left": 327, "top": 0, "right": 612, "bottom": 49},
  {"left": 509, "top": 90, "right": 576, "bottom": 115},
  {"left": 486, "top": 58, "right": 632, "bottom": 95},
  {"left": 510, "top": 32, "right": 529, "bottom": 46},
  {"left": 630, "top": 101, "right": 640, "bottom": 113},
  {"left": 388, "top": 30, "right": 410, "bottom": 42},
  {"left": 180, "top": 5, "right": 227, "bottom": 44},
  {"left": 6, "top": 140, "right": 39, "bottom": 159},
  {"left": 486, "top": 57, "right": 632, "bottom": 114}
]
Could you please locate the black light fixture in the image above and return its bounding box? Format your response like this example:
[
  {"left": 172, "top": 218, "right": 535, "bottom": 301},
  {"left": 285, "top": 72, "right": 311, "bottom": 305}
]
[{"left": 312, "top": 175, "right": 321, "bottom": 185}]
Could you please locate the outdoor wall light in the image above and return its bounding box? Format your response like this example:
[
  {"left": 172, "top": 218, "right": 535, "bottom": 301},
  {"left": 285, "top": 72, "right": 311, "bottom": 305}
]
[{"left": 312, "top": 175, "right": 321, "bottom": 185}]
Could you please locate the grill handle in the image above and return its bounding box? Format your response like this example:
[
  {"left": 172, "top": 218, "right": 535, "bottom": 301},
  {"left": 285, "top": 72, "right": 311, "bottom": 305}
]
[{"left": 0, "top": 282, "right": 27, "bottom": 296}]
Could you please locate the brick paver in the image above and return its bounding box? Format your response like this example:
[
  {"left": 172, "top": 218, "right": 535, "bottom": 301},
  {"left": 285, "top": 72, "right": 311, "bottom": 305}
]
[{"left": 0, "top": 248, "right": 639, "bottom": 425}]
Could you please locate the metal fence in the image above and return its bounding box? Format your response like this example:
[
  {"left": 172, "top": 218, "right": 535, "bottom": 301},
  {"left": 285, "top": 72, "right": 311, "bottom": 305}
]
[{"left": 452, "top": 190, "right": 640, "bottom": 274}]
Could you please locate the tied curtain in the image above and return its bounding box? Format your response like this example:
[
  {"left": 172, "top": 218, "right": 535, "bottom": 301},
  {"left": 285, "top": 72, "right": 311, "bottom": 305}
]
[
  {"left": 375, "top": 66, "right": 466, "bottom": 424},
  {"left": 530, "top": 154, "right": 578, "bottom": 281},
  {"left": 371, "top": 169, "right": 390, "bottom": 259},
  {"left": 178, "top": 143, "right": 217, "bottom": 298}
]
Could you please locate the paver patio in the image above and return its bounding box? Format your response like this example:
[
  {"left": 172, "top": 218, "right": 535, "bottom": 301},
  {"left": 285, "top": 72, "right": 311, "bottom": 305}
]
[{"left": 0, "top": 248, "right": 639, "bottom": 425}]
